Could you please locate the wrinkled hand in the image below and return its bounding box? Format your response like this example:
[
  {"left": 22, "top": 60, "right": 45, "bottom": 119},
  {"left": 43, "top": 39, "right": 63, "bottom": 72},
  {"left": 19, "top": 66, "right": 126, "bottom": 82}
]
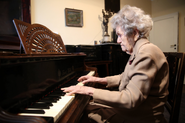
[
  {"left": 77, "top": 75, "right": 97, "bottom": 84},
  {"left": 61, "top": 85, "right": 95, "bottom": 96},
  {"left": 78, "top": 75, "right": 107, "bottom": 85}
]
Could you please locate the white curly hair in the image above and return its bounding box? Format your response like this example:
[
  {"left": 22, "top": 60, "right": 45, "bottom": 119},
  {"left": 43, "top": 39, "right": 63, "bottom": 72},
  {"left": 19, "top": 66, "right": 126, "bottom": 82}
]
[{"left": 111, "top": 5, "right": 153, "bottom": 38}]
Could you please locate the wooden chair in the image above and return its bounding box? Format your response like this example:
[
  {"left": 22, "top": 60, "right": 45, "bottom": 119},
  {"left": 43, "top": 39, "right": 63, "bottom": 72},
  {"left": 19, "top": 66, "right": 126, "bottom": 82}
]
[
  {"left": 13, "top": 19, "right": 67, "bottom": 54},
  {"left": 164, "top": 52, "right": 185, "bottom": 123}
]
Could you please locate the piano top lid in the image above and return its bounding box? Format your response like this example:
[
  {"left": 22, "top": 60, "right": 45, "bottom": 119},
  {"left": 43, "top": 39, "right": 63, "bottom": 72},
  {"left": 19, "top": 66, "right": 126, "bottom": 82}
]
[{"left": 13, "top": 19, "right": 67, "bottom": 54}]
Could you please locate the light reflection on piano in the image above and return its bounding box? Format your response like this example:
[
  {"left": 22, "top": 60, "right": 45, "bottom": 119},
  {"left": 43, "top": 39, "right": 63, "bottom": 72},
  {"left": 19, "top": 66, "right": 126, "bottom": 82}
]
[
  {"left": 0, "top": 19, "right": 97, "bottom": 123},
  {"left": 0, "top": 54, "right": 96, "bottom": 123},
  {"left": 18, "top": 71, "right": 95, "bottom": 123}
]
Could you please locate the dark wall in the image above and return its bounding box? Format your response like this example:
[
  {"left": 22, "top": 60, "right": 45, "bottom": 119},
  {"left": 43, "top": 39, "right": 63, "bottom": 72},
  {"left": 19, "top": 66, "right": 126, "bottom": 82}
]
[
  {"left": 0, "top": 0, "right": 30, "bottom": 53},
  {"left": 104, "top": 0, "right": 120, "bottom": 13},
  {"left": 0, "top": 0, "right": 22, "bottom": 36}
]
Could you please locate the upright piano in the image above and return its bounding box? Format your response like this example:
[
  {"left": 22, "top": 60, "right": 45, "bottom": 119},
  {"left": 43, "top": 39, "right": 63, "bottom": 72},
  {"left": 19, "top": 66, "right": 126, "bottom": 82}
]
[{"left": 0, "top": 19, "right": 97, "bottom": 123}]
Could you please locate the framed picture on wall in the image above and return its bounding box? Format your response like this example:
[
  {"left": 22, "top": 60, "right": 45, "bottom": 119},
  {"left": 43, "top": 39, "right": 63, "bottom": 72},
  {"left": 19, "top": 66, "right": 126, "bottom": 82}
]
[{"left": 65, "top": 8, "right": 83, "bottom": 27}]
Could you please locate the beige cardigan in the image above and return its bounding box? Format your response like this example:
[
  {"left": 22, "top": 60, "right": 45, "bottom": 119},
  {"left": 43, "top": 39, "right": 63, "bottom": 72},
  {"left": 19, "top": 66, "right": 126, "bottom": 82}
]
[{"left": 92, "top": 38, "right": 169, "bottom": 123}]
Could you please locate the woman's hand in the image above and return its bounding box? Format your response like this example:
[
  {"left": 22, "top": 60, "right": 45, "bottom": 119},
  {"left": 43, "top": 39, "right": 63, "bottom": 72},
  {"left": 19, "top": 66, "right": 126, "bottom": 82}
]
[
  {"left": 78, "top": 75, "right": 108, "bottom": 85},
  {"left": 61, "top": 85, "right": 95, "bottom": 96}
]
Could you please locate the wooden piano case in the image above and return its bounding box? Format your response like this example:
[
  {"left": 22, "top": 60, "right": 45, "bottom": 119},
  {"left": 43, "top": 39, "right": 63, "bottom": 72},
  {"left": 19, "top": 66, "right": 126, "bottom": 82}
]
[{"left": 0, "top": 19, "right": 98, "bottom": 123}]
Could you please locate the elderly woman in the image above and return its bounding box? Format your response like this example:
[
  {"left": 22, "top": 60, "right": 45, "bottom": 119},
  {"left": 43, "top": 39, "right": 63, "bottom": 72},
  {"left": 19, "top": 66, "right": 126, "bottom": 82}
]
[{"left": 61, "top": 5, "right": 169, "bottom": 123}]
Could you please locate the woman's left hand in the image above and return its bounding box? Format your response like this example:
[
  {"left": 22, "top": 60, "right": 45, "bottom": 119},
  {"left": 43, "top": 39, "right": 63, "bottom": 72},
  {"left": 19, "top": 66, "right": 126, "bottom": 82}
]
[{"left": 61, "top": 85, "right": 95, "bottom": 96}]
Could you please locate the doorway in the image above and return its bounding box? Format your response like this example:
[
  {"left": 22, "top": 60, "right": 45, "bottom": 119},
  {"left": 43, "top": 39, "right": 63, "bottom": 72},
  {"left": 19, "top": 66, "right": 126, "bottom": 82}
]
[{"left": 149, "top": 12, "right": 178, "bottom": 52}]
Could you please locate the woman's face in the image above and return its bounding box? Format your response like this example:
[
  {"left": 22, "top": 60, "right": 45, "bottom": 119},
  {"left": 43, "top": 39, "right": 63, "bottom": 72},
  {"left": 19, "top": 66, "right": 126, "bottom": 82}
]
[{"left": 116, "top": 26, "right": 135, "bottom": 55}]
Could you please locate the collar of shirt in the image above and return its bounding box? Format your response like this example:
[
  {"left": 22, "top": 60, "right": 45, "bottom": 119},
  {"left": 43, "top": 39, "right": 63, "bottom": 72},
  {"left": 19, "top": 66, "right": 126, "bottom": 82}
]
[
  {"left": 129, "top": 54, "right": 135, "bottom": 65},
  {"left": 129, "top": 38, "right": 150, "bottom": 65}
]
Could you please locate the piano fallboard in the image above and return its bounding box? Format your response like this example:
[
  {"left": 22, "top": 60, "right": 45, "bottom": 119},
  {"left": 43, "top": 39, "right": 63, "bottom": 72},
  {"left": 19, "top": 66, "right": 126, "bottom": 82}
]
[{"left": 0, "top": 53, "right": 96, "bottom": 123}]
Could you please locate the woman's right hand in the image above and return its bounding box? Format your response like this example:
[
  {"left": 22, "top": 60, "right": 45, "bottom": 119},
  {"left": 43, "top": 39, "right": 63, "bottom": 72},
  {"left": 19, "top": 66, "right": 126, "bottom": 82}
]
[{"left": 77, "top": 75, "right": 107, "bottom": 85}]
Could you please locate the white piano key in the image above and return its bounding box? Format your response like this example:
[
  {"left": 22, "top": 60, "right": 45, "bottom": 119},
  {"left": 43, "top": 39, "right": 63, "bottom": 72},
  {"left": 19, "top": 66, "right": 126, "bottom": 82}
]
[
  {"left": 18, "top": 71, "right": 95, "bottom": 123},
  {"left": 87, "top": 71, "right": 95, "bottom": 76},
  {"left": 19, "top": 96, "right": 74, "bottom": 123}
]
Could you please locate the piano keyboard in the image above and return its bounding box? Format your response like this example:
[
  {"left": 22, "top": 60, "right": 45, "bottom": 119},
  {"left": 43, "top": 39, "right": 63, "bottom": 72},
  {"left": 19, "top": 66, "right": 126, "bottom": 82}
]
[
  {"left": 77, "top": 71, "right": 95, "bottom": 86},
  {"left": 18, "top": 71, "right": 95, "bottom": 123}
]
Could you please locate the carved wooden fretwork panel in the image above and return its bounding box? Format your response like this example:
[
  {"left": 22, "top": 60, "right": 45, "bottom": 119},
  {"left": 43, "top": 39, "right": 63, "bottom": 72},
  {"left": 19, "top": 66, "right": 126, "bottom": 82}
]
[{"left": 13, "top": 19, "right": 67, "bottom": 54}]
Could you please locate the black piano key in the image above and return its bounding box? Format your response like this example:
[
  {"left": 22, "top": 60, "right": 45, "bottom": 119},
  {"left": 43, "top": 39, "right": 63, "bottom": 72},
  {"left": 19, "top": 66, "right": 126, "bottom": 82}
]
[
  {"left": 44, "top": 97, "right": 59, "bottom": 101},
  {"left": 64, "top": 79, "right": 78, "bottom": 86},
  {"left": 51, "top": 90, "right": 66, "bottom": 96},
  {"left": 36, "top": 102, "right": 53, "bottom": 106},
  {"left": 20, "top": 109, "right": 45, "bottom": 114},
  {"left": 48, "top": 93, "right": 63, "bottom": 97},
  {"left": 47, "top": 95, "right": 61, "bottom": 100},
  {"left": 39, "top": 98, "right": 57, "bottom": 103},
  {"left": 27, "top": 103, "right": 50, "bottom": 109},
  {"left": 48, "top": 93, "right": 62, "bottom": 97}
]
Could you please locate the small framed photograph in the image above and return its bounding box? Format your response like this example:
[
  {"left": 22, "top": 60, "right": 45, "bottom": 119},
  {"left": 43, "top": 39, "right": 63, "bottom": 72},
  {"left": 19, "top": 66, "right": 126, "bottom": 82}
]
[{"left": 65, "top": 8, "right": 83, "bottom": 27}]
